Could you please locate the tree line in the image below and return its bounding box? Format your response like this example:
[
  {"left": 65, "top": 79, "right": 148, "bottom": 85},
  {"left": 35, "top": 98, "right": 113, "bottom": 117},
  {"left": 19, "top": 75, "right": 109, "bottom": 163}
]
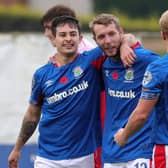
[{"left": 93, "top": 0, "right": 168, "bottom": 18}]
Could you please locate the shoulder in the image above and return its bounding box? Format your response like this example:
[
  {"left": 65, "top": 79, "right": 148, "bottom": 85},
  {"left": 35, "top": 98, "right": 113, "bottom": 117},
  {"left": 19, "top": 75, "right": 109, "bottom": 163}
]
[
  {"left": 134, "top": 45, "right": 159, "bottom": 57},
  {"left": 34, "top": 63, "right": 52, "bottom": 77},
  {"left": 143, "top": 57, "right": 166, "bottom": 87},
  {"left": 134, "top": 45, "right": 160, "bottom": 62},
  {"left": 144, "top": 57, "right": 164, "bottom": 80},
  {"left": 148, "top": 55, "right": 167, "bottom": 71},
  {"left": 79, "top": 47, "right": 103, "bottom": 58}
]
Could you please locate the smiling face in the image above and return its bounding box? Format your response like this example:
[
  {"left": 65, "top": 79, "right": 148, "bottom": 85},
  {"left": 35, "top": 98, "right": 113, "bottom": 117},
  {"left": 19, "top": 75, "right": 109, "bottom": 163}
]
[
  {"left": 93, "top": 22, "right": 123, "bottom": 58},
  {"left": 52, "top": 23, "right": 82, "bottom": 58}
]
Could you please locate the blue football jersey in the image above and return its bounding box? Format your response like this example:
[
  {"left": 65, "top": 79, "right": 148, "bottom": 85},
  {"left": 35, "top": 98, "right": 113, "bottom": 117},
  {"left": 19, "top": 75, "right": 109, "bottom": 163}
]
[
  {"left": 29, "top": 47, "right": 105, "bottom": 160},
  {"left": 141, "top": 53, "right": 168, "bottom": 145},
  {"left": 102, "top": 44, "right": 159, "bottom": 163}
]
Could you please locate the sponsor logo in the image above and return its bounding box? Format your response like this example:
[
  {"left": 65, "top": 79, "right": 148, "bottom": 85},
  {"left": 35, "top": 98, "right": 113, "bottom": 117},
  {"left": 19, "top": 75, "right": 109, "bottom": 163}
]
[
  {"left": 105, "top": 70, "right": 109, "bottom": 77},
  {"left": 108, "top": 88, "right": 135, "bottom": 98},
  {"left": 142, "top": 71, "right": 152, "bottom": 86},
  {"left": 47, "top": 80, "right": 88, "bottom": 104},
  {"left": 45, "top": 80, "right": 54, "bottom": 87}
]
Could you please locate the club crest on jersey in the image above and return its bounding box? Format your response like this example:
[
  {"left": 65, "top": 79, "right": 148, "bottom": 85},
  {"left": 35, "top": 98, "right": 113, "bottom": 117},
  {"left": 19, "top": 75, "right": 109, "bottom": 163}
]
[
  {"left": 73, "top": 66, "right": 83, "bottom": 78},
  {"left": 142, "top": 71, "right": 152, "bottom": 86},
  {"left": 124, "top": 69, "right": 134, "bottom": 82}
]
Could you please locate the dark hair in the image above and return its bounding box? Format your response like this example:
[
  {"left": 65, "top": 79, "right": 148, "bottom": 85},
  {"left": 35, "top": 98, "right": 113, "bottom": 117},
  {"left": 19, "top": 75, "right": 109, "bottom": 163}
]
[
  {"left": 51, "top": 16, "right": 81, "bottom": 36},
  {"left": 41, "top": 5, "right": 76, "bottom": 26}
]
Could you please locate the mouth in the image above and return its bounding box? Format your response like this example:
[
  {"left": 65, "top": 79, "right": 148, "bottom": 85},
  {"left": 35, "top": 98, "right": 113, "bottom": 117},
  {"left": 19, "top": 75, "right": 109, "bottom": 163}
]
[
  {"left": 104, "top": 46, "right": 116, "bottom": 51},
  {"left": 103, "top": 46, "right": 118, "bottom": 56},
  {"left": 63, "top": 43, "right": 75, "bottom": 49}
]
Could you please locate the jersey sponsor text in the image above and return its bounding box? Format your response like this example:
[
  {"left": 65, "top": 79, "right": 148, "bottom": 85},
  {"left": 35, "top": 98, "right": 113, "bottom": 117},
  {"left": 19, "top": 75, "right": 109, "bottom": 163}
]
[
  {"left": 108, "top": 88, "right": 135, "bottom": 98},
  {"left": 47, "top": 80, "right": 89, "bottom": 104}
]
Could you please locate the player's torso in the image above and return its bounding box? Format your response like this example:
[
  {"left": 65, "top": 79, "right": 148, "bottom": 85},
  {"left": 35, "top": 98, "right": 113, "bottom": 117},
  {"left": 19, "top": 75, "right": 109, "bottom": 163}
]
[{"left": 102, "top": 53, "right": 155, "bottom": 162}]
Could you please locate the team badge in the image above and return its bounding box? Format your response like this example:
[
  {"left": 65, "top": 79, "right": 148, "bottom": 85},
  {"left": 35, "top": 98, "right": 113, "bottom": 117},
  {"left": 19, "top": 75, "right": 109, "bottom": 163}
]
[
  {"left": 142, "top": 71, "right": 152, "bottom": 86},
  {"left": 124, "top": 69, "right": 134, "bottom": 81},
  {"left": 73, "top": 66, "right": 83, "bottom": 78}
]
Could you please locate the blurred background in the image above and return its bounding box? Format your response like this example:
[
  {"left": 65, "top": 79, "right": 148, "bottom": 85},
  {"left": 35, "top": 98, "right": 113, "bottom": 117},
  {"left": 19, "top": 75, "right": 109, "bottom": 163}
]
[
  {"left": 0, "top": 0, "right": 167, "bottom": 167},
  {"left": 0, "top": 0, "right": 167, "bottom": 51}
]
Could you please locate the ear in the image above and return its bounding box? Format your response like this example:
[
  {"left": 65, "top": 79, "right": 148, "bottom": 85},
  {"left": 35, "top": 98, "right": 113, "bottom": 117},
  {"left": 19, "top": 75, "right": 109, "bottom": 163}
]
[
  {"left": 161, "top": 31, "right": 167, "bottom": 40},
  {"left": 93, "top": 35, "right": 99, "bottom": 46},
  {"left": 79, "top": 34, "right": 83, "bottom": 42}
]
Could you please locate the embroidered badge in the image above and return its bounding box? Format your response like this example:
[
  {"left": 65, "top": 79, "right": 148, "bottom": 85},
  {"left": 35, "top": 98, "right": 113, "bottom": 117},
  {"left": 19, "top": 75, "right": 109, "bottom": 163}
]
[
  {"left": 73, "top": 66, "right": 83, "bottom": 78},
  {"left": 124, "top": 69, "right": 134, "bottom": 81}
]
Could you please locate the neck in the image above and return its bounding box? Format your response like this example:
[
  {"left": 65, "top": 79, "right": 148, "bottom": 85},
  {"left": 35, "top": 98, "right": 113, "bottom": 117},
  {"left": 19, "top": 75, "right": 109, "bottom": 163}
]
[
  {"left": 111, "top": 51, "right": 121, "bottom": 62},
  {"left": 53, "top": 53, "right": 78, "bottom": 66}
]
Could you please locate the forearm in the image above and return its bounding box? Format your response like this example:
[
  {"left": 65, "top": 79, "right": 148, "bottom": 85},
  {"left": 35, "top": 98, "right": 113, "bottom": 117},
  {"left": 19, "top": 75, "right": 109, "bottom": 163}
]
[
  {"left": 123, "top": 109, "right": 147, "bottom": 140},
  {"left": 14, "top": 105, "right": 41, "bottom": 151},
  {"left": 120, "top": 33, "right": 137, "bottom": 67},
  {"left": 14, "top": 120, "right": 38, "bottom": 151},
  {"left": 122, "top": 33, "right": 138, "bottom": 47},
  {"left": 123, "top": 98, "right": 156, "bottom": 140},
  {"left": 115, "top": 98, "right": 157, "bottom": 146}
]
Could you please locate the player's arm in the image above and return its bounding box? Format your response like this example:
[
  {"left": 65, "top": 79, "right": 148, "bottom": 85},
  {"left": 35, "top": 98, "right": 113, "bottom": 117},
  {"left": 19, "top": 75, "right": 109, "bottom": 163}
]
[
  {"left": 114, "top": 97, "right": 158, "bottom": 146},
  {"left": 8, "top": 104, "right": 41, "bottom": 168},
  {"left": 120, "top": 33, "right": 138, "bottom": 67}
]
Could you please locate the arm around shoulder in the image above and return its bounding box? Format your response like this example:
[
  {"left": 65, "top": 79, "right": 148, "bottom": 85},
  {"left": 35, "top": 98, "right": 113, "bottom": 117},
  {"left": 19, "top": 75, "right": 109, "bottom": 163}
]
[{"left": 120, "top": 33, "right": 138, "bottom": 67}]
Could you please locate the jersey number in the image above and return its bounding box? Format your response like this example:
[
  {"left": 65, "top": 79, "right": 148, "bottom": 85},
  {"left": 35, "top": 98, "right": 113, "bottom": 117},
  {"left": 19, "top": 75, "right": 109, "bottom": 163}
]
[{"left": 134, "top": 162, "right": 148, "bottom": 168}]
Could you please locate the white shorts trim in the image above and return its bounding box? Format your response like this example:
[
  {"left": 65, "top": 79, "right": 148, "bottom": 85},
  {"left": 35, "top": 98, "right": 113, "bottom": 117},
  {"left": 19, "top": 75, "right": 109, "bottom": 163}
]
[
  {"left": 34, "top": 153, "right": 94, "bottom": 168},
  {"left": 104, "top": 158, "right": 151, "bottom": 168}
]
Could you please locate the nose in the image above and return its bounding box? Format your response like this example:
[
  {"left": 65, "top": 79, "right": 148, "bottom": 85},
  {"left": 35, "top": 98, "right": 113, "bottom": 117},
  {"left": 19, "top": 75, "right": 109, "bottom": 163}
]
[
  {"left": 65, "top": 34, "right": 72, "bottom": 41},
  {"left": 104, "top": 35, "right": 111, "bottom": 44}
]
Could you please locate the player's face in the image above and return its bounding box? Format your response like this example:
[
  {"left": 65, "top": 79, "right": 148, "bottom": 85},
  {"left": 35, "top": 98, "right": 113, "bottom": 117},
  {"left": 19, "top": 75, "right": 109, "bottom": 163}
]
[
  {"left": 43, "top": 21, "right": 56, "bottom": 46},
  {"left": 53, "top": 23, "right": 82, "bottom": 57},
  {"left": 93, "top": 22, "right": 123, "bottom": 57}
]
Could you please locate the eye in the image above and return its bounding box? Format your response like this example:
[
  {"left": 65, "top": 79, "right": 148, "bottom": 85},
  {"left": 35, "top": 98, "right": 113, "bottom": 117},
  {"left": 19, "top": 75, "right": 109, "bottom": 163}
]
[
  {"left": 97, "top": 34, "right": 104, "bottom": 40},
  {"left": 59, "top": 33, "right": 66, "bottom": 37},
  {"left": 70, "top": 32, "right": 77, "bottom": 37},
  {"left": 109, "top": 31, "right": 117, "bottom": 36}
]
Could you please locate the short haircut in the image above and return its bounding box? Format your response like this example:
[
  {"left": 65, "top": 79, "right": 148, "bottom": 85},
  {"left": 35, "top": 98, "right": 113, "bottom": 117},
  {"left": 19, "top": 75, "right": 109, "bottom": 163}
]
[
  {"left": 41, "top": 5, "right": 76, "bottom": 26},
  {"left": 89, "top": 13, "right": 121, "bottom": 36},
  {"left": 159, "top": 10, "right": 168, "bottom": 36},
  {"left": 51, "top": 16, "right": 81, "bottom": 36}
]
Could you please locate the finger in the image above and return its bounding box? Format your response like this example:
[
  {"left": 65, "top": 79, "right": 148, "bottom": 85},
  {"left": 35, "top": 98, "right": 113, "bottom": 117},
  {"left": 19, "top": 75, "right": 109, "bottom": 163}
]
[
  {"left": 124, "top": 56, "right": 135, "bottom": 67},
  {"left": 129, "top": 53, "right": 136, "bottom": 62}
]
